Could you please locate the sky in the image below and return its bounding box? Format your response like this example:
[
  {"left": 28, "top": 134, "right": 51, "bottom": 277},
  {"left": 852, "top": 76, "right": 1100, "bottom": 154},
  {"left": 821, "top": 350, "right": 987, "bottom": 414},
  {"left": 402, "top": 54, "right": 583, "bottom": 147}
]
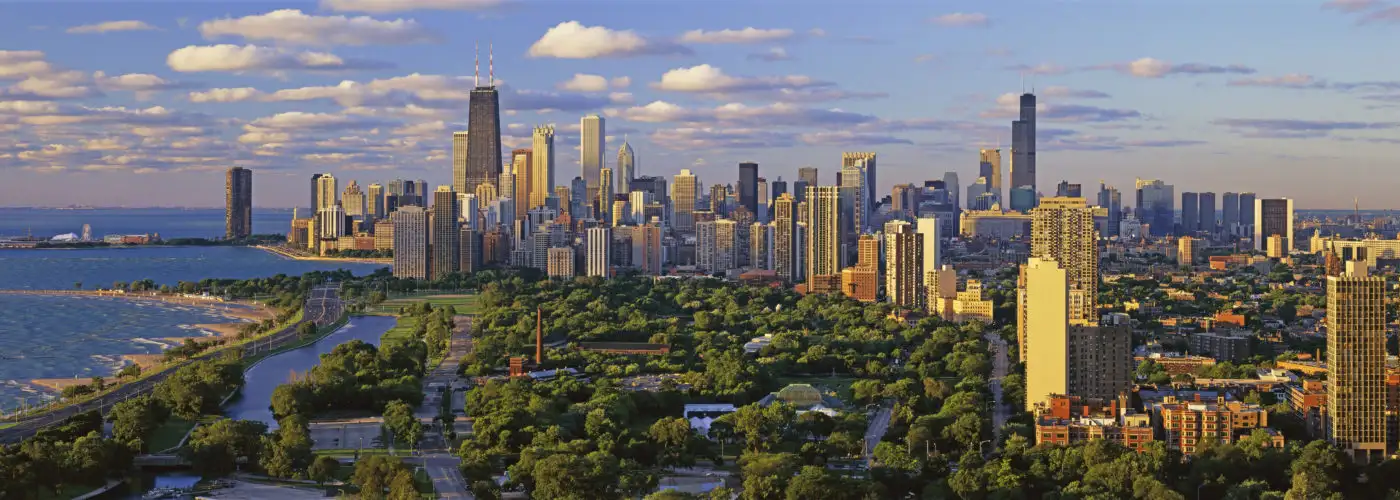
[{"left": 1, "top": 0, "right": 1398, "bottom": 210}]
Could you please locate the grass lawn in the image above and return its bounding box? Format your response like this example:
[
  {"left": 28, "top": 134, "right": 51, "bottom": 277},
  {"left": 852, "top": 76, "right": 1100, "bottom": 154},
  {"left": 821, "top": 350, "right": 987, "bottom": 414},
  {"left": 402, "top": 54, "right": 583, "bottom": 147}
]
[
  {"left": 148, "top": 417, "right": 196, "bottom": 451},
  {"left": 0, "top": 422, "right": 15, "bottom": 430},
  {"left": 381, "top": 315, "right": 422, "bottom": 347},
  {"left": 379, "top": 294, "right": 480, "bottom": 314}
]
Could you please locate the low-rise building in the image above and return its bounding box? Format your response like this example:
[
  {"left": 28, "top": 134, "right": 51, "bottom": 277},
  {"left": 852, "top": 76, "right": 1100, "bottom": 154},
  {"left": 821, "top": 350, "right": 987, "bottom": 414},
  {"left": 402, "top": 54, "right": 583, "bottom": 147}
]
[
  {"left": 1288, "top": 379, "right": 1327, "bottom": 438},
  {"left": 953, "top": 279, "right": 994, "bottom": 323},
  {"left": 1151, "top": 395, "right": 1281, "bottom": 454},
  {"left": 1190, "top": 330, "right": 1253, "bottom": 362},
  {"left": 1034, "top": 394, "right": 1155, "bottom": 452}
]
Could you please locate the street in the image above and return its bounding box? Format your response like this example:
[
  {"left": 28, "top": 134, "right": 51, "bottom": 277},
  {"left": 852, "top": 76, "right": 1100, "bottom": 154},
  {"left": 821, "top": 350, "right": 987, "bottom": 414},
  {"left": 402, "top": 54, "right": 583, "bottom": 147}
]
[
  {"left": 985, "top": 331, "right": 1010, "bottom": 455},
  {"left": 863, "top": 404, "right": 893, "bottom": 461},
  {"left": 0, "top": 285, "right": 341, "bottom": 444},
  {"left": 415, "top": 315, "right": 475, "bottom": 499}
]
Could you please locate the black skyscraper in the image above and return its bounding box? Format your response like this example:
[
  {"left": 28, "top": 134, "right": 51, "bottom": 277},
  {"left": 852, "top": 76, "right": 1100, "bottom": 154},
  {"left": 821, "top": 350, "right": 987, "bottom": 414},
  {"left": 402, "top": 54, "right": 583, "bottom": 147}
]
[
  {"left": 771, "top": 178, "right": 788, "bottom": 216},
  {"left": 464, "top": 49, "right": 502, "bottom": 197},
  {"left": 310, "top": 173, "right": 322, "bottom": 213},
  {"left": 738, "top": 162, "right": 759, "bottom": 215},
  {"left": 226, "top": 167, "right": 252, "bottom": 239}
]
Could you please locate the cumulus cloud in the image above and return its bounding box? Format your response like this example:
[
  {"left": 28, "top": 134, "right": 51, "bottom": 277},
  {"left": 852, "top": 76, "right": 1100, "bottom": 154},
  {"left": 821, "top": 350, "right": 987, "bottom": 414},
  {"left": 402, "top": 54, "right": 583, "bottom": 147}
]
[
  {"left": 558, "top": 74, "right": 610, "bottom": 92},
  {"left": 1212, "top": 118, "right": 1399, "bottom": 138},
  {"left": 188, "top": 87, "right": 263, "bottom": 103},
  {"left": 982, "top": 93, "right": 1140, "bottom": 122},
  {"left": 679, "top": 27, "right": 796, "bottom": 44},
  {"left": 930, "top": 12, "right": 990, "bottom": 27},
  {"left": 653, "top": 64, "right": 830, "bottom": 94},
  {"left": 649, "top": 127, "right": 797, "bottom": 150},
  {"left": 66, "top": 20, "right": 157, "bottom": 34},
  {"left": 1227, "top": 74, "right": 1329, "bottom": 89},
  {"left": 748, "top": 47, "right": 793, "bottom": 62},
  {"left": 607, "top": 100, "right": 878, "bottom": 128},
  {"left": 1098, "top": 57, "right": 1256, "bottom": 78},
  {"left": 320, "top": 0, "right": 507, "bottom": 13},
  {"left": 0, "top": 50, "right": 55, "bottom": 80},
  {"left": 528, "top": 21, "right": 692, "bottom": 59},
  {"left": 166, "top": 44, "right": 388, "bottom": 73},
  {"left": 93, "top": 72, "right": 194, "bottom": 99},
  {"left": 3, "top": 70, "right": 96, "bottom": 100},
  {"left": 198, "top": 9, "right": 438, "bottom": 46}
]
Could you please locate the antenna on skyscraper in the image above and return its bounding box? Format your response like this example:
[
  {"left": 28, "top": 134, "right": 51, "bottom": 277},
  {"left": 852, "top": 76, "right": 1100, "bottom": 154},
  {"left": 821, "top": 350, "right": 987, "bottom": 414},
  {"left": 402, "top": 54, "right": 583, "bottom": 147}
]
[
  {"left": 489, "top": 43, "right": 494, "bottom": 86},
  {"left": 1019, "top": 71, "right": 1025, "bottom": 93},
  {"left": 474, "top": 41, "right": 480, "bottom": 87}
]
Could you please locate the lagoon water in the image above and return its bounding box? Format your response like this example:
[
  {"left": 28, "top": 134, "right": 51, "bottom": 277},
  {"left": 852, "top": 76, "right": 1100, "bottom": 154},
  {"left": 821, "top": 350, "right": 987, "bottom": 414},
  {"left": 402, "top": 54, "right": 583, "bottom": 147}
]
[
  {"left": 225, "top": 315, "right": 396, "bottom": 428},
  {"left": 0, "top": 243, "right": 386, "bottom": 413}
]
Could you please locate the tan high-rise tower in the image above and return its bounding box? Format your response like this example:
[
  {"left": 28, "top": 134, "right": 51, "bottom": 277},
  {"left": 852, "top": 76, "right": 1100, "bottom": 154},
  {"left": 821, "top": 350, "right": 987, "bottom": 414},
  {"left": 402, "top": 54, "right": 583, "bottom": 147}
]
[
  {"left": 673, "top": 170, "right": 698, "bottom": 232},
  {"left": 806, "top": 186, "right": 841, "bottom": 291},
  {"left": 884, "top": 220, "right": 922, "bottom": 307},
  {"left": 773, "top": 193, "right": 797, "bottom": 282},
  {"left": 530, "top": 125, "right": 555, "bottom": 210},
  {"left": 1030, "top": 196, "right": 1099, "bottom": 323},
  {"left": 1326, "top": 261, "right": 1387, "bottom": 463}
]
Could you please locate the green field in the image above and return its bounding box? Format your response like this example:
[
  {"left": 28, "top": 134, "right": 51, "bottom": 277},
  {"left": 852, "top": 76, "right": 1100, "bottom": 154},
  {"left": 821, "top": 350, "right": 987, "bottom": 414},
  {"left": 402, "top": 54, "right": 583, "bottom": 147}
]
[
  {"left": 148, "top": 417, "right": 196, "bottom": 452},
  {"left": 382, "top": 315, "right": 421, "bottom": 347},
  {"left": 379, "top": 294, "right": 480, "bottom": 313}
]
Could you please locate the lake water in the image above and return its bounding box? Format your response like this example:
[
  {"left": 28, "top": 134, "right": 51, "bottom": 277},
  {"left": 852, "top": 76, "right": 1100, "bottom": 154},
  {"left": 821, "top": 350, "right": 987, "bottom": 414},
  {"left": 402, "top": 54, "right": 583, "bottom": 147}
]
[
  {"left": 0, "top": 207, "right": 298, "bottom": 240},
  {"left": 0, "top": 246, "right": 386, "bottom": 413},
  {"left": 224, "top": 315, "right": 396, "bottom": 428}
]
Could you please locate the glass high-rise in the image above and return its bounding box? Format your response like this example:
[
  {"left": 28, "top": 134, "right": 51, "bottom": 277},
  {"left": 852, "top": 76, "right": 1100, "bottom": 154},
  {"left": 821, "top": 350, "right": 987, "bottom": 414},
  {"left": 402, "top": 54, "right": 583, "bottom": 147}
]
[
  {"left": 465, "top": 81, "right": 502, "bottom": 196},
  {"left": 225, "top": 167, "right": 252, "bottom": 239}
]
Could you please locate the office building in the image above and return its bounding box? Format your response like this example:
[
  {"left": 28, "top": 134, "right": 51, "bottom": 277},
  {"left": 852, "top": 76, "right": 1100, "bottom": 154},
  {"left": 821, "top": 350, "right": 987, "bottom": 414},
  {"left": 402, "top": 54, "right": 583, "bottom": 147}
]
[
  {"left": 225, "top": 167, "right": 252, "bottom": 239},
  {"left": 1135, "top": 178, "right": 1174, "bottom": 236},
  {"left": 617, "top": 140, "right": 636, "bottom": 189},
  {"left": 586, "top": 227, "right": 610, "bottom": 277},
  {"left": 841, "top": 235, "right": 880, "bottom": 302},
  {"left": 464, "top": 59, "right": 502, "bottom": 196},
  {"left": 751, "top": 222, "right": 772, "bottom": 270},
  {"left": 917, "top": 216, "right": 940, "bottom": 288},
  {"left": 340, "top": 181, "right": 364, "bottom": 219},
  {"left": 979, "top": 148, "right": 1003, "bottom": 204},
  {"left": 797, "top": 167, "right": 819, "bottom": 189},
  {"left": 452, "top": 131, "right": 469, "bottom": 194},
  {"left": 316, "top": 174, "right": 337, "bottom": 211},
  {"left": 530, "top": 125, "right": 555, "bottom": 210},
  {"left": 1009, "top": 93, "right": 1037, "bottom": 211},
  {"left": 581, "top": 114, "right": 605, "bottom": 194},
  {"left": 391, "top": 206, "right": 428, "bottom": 279},
  {"left": 1255, "top": 198, "right": 1294, "bottom": 254},
  {"left": 738, "top": 162, "right": 759, "bottom": 216},
  {"left": 1199, "top": 192, "right": 1216, "bottom": 235},
  {"left": 430, "top": 188, "right": 459, "bottom": 280},
  {"left": 884, "top": 221, "right": 922, "bottom": 307},
  {"left": 1239, "top": 192, "right": 1257, "bottom": 231},
  {"left": 839, "top": 160, "right": 869, "bottom": 237},
  {"left": 459, "top": 193, "right": 479, "bottom": 230},
  {"left": 770, "top": 178, "right": 787, "bottom": 215},
  {"left": 842, "top": 152, "right": 877, "bottom": 208},
  {"left": 943, "top": 172, "right": 960, "bottom": 210},
  {"left": 773, "top": 193, "right": 797, "bottom": 282},
  {"left": 459, "top": 227, "right": 481, "bottom": 273},
  {"left": 317, "top": 204, "right": 345, "bottom": 240},
  {"left": 367, "top": 183, "right": 384, "bottom": 220},
  {"left": 1097, "top": 183, "right": 1122, "bottom": 239},
  {"left": 1327, "top": 262, "right": 1387, "bottom": 463},
  {"left": 1178, "top": 236, "right": 1199, "bottom": 266},
  {"left": 1030, "top": 197, "right": 1099, "bottom": 323},
  {"left": 599, "top": 168, "right": 615, "bottom": 225},
  {"left": 512, "top": 149, "right": 532, "bottom": 221},
  {"left": 806, "top": 186, "right": 841, "bottom": 291},
  {"left": 1181, "top": 192, "right": 1199, "bottom": 233},
  {"left": 1055, "top": 181, "right": 1081, "bottom": 198},
  {"left": 673, "top": 169, "right": 698, "bottom": 232},
  {"left": 953, "top": 279, "right": 994, "bottom": 323},
  {"left": 926, "top": 265, "right": 958, "bottom": 318},
  {"left": 372, "top": 220, "right": 393, "bottom": 251},
  {"left": 310, "top": 173, "right": 324, "bottom": 213},
  {"left": 1222, "top": 192, "right": 1240, "bottom": 237},
  {"left": 547, "top": 247, "right": 574, "bottom": 278},
  {"left": 633, "top": 224, "right": 662, "bottom": 275}
]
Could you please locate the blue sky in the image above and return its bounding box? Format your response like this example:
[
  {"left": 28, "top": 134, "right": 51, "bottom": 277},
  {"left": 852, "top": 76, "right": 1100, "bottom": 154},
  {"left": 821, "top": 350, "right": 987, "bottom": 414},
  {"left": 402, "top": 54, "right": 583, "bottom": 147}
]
[{"left": 1, "top": 0, "right": 1397, "bottom": 209}]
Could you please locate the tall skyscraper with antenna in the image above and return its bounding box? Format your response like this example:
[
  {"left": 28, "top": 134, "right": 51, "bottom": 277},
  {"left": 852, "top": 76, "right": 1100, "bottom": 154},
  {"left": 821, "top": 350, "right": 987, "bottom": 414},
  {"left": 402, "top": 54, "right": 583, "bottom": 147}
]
[
  {"left": 463, "top": 43, "right": 502, "bottom": 197},
  {"left": 1010, "top": 92, "right": 1037, "bottom": 211}
]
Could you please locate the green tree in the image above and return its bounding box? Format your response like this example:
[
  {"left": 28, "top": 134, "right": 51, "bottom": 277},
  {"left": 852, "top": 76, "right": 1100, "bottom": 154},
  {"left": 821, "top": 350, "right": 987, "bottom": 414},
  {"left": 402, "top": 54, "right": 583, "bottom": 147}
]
[
  {"left": 308, "top": 456, "right": 340, "bottom": 485},
  {"left": 183, "top": 418, "right": 267, "bottom": 478},
  {"left": 108, "top": 395, "right": 169, "bottom": 452},
  {"left": 383, "top": 399, "right": 424, "bottom": 450},
  {"left": 649, "top": 416, "right": 703, "bottom": 468},
  {"left": 353, "top": 455, "right": 409, "bottom": 500},
  {"left": 388, "top": 469, "right": 418, "bottom": 500},
  {"left": 740, "top": 452, "right": 799, "bottom": 500},
  {"left": 261, "top": 415, "right": 313, "bottom": 478},
  {"left": 154, "top": 359, "right": 242, "bottom": 420}
]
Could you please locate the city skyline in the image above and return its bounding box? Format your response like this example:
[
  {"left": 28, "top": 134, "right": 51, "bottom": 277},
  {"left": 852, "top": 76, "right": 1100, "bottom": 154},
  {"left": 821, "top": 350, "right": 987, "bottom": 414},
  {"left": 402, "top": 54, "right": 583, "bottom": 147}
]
[{"left": 2, "top": 1, "right": 1399, "bottom": 209}]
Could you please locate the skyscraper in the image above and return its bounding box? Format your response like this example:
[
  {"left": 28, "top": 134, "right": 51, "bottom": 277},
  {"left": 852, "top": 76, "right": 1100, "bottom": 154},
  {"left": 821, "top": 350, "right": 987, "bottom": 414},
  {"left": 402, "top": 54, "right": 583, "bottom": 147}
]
[
  {"left": 770, "top": 178, "right": 788, "bottom": 216},
  {"left": 310, "top": 173, "right": 323, "bottom": 213},
  {"left": 884, "top": 220, "right": 922, "bottom": 307},
  {"left": 316, "top": 174, "right": 337, "bottom": 211},
  {"left": 586, "top": 227, "right": 611, "bottom": 277},
  {"left": 599, "top": 167, "right": 614, "bottom": 225},
  {"left": 1010, "top": 93, "right": 1037, "bottom": 211},
  {"left": 452, "top": 131, "right": 469, "bottom": 194},
  {"left": 1198, "top": 192, "right": 1216, "bottom": 235},
  {"left": 392, "top": 206, "right": 428, "bottom": 279},
  {"left": 581, "top": 114, "right": 605, "bottom": 194},
  {"left": 738, "top": 162, "right": 759, "bottom": 215},
  {"left": 1097, "top": 183, "right": 1121, "bottom": 238},
  {"left": 1221, "top": 192, "right": 1240, "bottom": 237},
  {"left": 617, "top": 139, "right": 636, "bottom": 187},
  {"left": 367, "top": 183, "right": 384, "bottom": 220},
  {"left": 225, "top": 167, "right": 252, "bottom": 239},
  {"left": 530, "top": 125, "right": 555, "bottom": 211},
  {"left": 430, "top": 188, "right": 460, "bottom": 280},
  {"left": 942, "top": 172, "right": 960, "bottom": 210},
  {"left": 1181, "top": 192, "right": 1199, "bottom": 233},
  {"left": 806, "top": 186, "right": 841, "bottom": 290},
  {"left": 465, "top": 51, "right": 502, "bottom": 197},
  {"left": 798, "top": 167, "right": 819, "bottom": 188},
  {"left": 1023, "top": 257, "right": 1068, "bottom": 409},
  {"left": 1030, "top": 197, "right": 1099, "bottom": 323},
  {"left": 842, "top": 152, "right": 877, "bottom": 208},
  {"left": 1239, "top": 192, "right": 1257, "bottom": 231},
  {"left": 1326, "top": 262, "right": 1387, "bottom": 463},
  {"left": 342, "top": 181, "right": 365, "bottom": 219},
  {"left": 459, "top": 227, "right": 481, "bottom": 273},
  {"left": 979, "top": 148, "right": 1002, "bottom": 204},
  {"left": 1135, "top": 178, "right": 1175, "bottom": 236},
  {"left": 917, "top": 216, "right": 940, "bottom": 290},
  {"left": 673, "top": 169, "right": 697, "bottom": 232},
  {"left": 512, "top": 149, "right": 532, "bottom": 221},
  {"left": 773, "top": 193, "right": 797, "bottom": 282},
  {"left": 1254, "top": 198, "right": 1294, "bottom": 253},
  {"left": 839, "top": 160, "right": 869, "bottom": 236}
]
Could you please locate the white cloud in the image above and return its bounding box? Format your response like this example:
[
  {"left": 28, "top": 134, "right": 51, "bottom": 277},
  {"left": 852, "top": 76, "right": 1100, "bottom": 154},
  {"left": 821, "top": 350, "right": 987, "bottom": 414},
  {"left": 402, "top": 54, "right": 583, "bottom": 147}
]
[
  {"left": 930, "top": 13, "right": 989, "bottom": 27},
  {"left": 8, "top": 70, "right": 95, "bottom": 99},
  {"left": 0, "top": 50, "right": 54, "bottom": 79},
  {"left": 679, "top": 27, "right": 795, "bottom": 44},
  {"left": 558, "top": 74, "right": 609, "bottom": 92},
  {"left": 1040, "top": 86, "right": 1111, "bottom": 99},
  {"left": 654, "top": 64, "right": 829, "bottom": 94},
  {"left": 528, "top": 21, "right": 691, "bottom": 59},
  {"left": 1103, "top": 57, "right": 1256, "bottom": 78},
  {"left": 607, "top": 100, "right": 876, "bottom": 128},
  {"left": 92, "top": 72, "right": 190, "bottom": 99},
  {"left": 166, "top": 44, "right": 382, "bottom": 73},
  {"left": 1227, "top": 74, "right": 1328, "bottom": 89},
  {"left": 1005, "top": 63, "right": 1067, "bottom": 76},
  {"left": 188, "top": 87, "right": 263, "bottom": 103},
  {"left": 608, "top": 92, "right": 634, "bottom": 104},
  {"left": 749, "top": 47, "right": 793, "bottom": 62},
  {"left": 66, "top": 20, "right": 157, "bottom": 34},
  {"left": 610, "top": 76, "right": 631, "bottom": 89},
  {"left": 320, "top": 0, "right": 507, "bottom": 13},
  {"left": 198, "top": 9, "right": 437, "bottom": 46}
]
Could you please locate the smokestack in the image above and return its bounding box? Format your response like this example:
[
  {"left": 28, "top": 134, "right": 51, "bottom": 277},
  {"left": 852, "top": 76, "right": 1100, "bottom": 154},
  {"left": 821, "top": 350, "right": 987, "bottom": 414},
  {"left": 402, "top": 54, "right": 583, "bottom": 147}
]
[{"left": 535, "top": 307, "right": 543, "bottom": 364}]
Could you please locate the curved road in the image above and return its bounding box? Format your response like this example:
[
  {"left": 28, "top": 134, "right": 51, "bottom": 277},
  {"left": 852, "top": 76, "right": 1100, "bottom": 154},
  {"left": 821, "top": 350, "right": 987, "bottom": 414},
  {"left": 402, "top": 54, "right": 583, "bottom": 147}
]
[{"left": 0, "top": 285, "right": 341, "bottom": 444}]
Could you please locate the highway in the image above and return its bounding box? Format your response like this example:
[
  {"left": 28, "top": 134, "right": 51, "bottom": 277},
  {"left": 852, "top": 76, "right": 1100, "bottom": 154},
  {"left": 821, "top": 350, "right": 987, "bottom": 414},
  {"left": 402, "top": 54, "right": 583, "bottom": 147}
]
[
  {"left": 985, "top": 331, "right": 1010, "bottom": 456},
  {"left": 0, "top": 285, "right": 342, "bottom": 444},
  {"left": 416, "top": 315, "right": 475, "bottom": 499}
]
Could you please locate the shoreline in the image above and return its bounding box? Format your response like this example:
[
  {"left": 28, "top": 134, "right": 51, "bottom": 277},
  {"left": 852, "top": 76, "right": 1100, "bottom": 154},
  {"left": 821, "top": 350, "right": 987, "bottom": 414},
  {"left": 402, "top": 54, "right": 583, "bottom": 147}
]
[{"left": 254, "top": 245, "right": 392, "bottom": 265}]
